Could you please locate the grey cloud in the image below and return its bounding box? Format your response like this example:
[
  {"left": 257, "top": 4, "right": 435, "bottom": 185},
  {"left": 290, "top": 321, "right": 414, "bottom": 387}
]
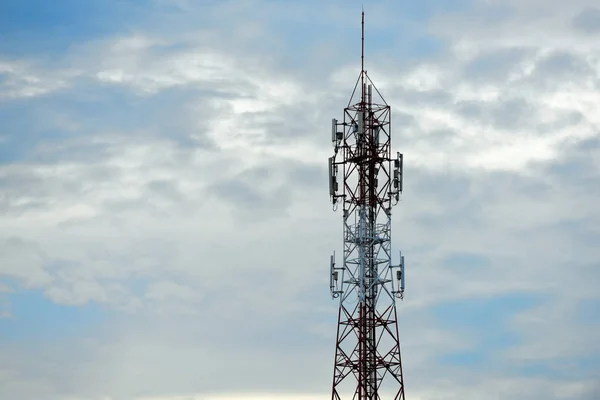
[
  {"left": 103, "top": 197, "right": 155, "bottom": 215},
  {"left": 538, "top": 110, "right": 585, "bottom": 133},
  {"left": 2, "top": 143, "right": 600, "bottom": 400},
  {"left": 29, "top": 91, "right": 218, "bottom": 163},
  {"left": 394, "top": 162, "right": 600, "bottom": 317},
  {"left": 287, "top": 161, "right": 326, "bottom": 188},
  {"left": 0, "top": 237, "right": 51, "bottom": 288},
  {"left": 455, "top": 97, "right": 533, "bottom": 131},
  {"left": 393, "top": 110, "right": 418, "bottom": 130},
  {"left": 576, "top": 135, "right": 600, "bottom": 151},
  {"left": 532, "top": 50, "right": 595, "bottom": 84},
  {"left": 30, "top": 137, "right": 119, "bottom": 165},
  {"left": 145, "top": 179, "right": 182, "bottom": 201},
  {"left": 1, "top": 0, "right": 600, "bottom": 399},
  {"left": 0, "top": 162, "right": 120, "bottom": 219},
  {"left": 404, "top": 167, "right": 478, "bottom": 225},
  {"left": 572, "top": 7, "right": 600, "bottom": 34},
  {"left": 207, "top": 164, "right": 293, "bottom": 222},
  {"left": 462, "top": 47, "right": 533, "bottom": 83},
  {"left": 583, "top": 383, "right": 600, "bottom": 400},
  {"left": 473, "top": 169, "right": 588, "bottom": 230},
  {"left": 442, "top": 252, "right": 491, "bottom": 270},
  {"left": 492, "top": 98, "right": 532, "bottom": 129},
  {"left": 0, "top": 169, "right": 51, "bottom": 215},
  {"left": 399, "top": 87, "right": 454, "bottom": 108},
  {"left": 209, "top": 177, "right": 267, "bottom": 207},
  {"left": 245, "top": 110, "right": 315, "bottom": 143},
  {"left": 546, "top": 136, "right": 600, "bottom": 181}
]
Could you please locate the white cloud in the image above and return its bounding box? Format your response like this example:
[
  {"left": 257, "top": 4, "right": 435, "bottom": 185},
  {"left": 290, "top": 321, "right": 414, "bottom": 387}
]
[
  {"left": 1, "top": 0, "right": 600, "bottom": 399},
  {"left": 0, "top": 60, "right": 75, "bottom": 99},
  {"left": 0, "top": 237, "right": 52, "bottom": 288}
]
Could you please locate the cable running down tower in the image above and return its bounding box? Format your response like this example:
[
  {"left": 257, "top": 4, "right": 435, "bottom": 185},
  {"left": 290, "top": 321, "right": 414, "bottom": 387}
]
[{"left": 328, "top": 11, "right": 406, "bottom": 400}]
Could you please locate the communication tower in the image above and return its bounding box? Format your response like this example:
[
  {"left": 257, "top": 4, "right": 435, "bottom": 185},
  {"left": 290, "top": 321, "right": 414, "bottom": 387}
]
[{"left": 328, "top": 11, "right": 406, "bottom": 400}]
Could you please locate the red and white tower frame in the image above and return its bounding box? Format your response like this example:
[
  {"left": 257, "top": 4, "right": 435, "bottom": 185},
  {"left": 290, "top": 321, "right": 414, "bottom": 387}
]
[{"left": 328, "top": 11, "right": 406, "bottom": 400}]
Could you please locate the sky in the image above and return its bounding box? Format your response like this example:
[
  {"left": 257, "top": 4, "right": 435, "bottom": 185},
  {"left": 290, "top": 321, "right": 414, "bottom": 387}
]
[{"left": 1, "top": 0, "right": 600, "bottom": 399}]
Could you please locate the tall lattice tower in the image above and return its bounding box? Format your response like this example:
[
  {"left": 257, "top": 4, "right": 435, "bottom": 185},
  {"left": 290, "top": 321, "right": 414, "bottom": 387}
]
[{"left": 328, "top": 11, "right": 406, "bottom": 400}]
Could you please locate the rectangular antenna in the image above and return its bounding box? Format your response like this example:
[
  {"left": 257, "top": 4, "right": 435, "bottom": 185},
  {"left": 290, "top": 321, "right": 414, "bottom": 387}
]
[
  {"left": 328, "top": 157, "right": 338, "bottom": 196},
  {"left": 398, "top": 152, "right": 403, "bottom": 193},
  {"left": 332, "top": 119, "right": 337, "bottom": 143},
  {"left": 400, "top": 255, "right": 405, "bottom": 290},
  {"left": 330, "top": 253, "right": 335, "bottom": 289},
  {"left": 358, "top": 111, "right": 364, "bottom": 135}
]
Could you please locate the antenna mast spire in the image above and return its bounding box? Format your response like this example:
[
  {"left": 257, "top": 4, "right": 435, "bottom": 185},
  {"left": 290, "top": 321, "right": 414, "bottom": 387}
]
[
  {"left": 328, "top": 10, "right": 407, "bottom": 400},
  {"left": 361, "top": 9, "right": 365, "bottom": 74}
]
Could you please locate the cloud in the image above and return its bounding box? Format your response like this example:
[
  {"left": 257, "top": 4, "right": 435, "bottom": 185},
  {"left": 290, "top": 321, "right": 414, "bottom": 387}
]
[
  {"left": 0, "top": 282, "right": 11, "bottom": 318},
  {"left": 572, "top": 7, "right": 600, "bottom": 34},
  {"left": 0, "top": 0, "right": 599, "bottom": 399},
  {"left": 0, "top": 60, "right": 75, "bottom": 99},
  {"left": 0, "top": 237, "right": 51, "bottom": 288},
  {"left": 136, "top": 395, "right": 327, "bottom": 400}
]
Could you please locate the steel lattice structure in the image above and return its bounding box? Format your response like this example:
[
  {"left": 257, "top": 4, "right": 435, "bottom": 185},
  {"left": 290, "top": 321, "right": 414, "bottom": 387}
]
[{"left": 328, "top": 12, "right": 406, "bottom": 400}]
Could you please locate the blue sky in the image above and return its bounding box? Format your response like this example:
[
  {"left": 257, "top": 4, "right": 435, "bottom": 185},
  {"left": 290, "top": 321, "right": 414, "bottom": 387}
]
[
  {"left": 1, "top": 0, "right": 600, "bottom": 399},
  {"left": 0, "top": 288, "right": 110, "bottom": 342}
]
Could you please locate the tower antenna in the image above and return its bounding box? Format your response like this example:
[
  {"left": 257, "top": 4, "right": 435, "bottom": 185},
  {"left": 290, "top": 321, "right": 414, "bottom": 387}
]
[
  {"left": 328, "top": 11, "right": 407, "bottom": 400},
  {"left": 361, "top": 9, "right": 365, "bottom": 75}
]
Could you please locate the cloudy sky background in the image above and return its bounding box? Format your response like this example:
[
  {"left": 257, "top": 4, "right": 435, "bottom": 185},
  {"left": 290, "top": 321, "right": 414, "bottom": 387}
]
[{"left": 1, "top": 0, "right": 600, "bottom": 399}]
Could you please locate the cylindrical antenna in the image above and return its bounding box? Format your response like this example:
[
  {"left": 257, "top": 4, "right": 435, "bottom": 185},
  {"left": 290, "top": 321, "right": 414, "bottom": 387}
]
[{"left": 361, "top": 10, "right": 365, "bottom": 105}]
